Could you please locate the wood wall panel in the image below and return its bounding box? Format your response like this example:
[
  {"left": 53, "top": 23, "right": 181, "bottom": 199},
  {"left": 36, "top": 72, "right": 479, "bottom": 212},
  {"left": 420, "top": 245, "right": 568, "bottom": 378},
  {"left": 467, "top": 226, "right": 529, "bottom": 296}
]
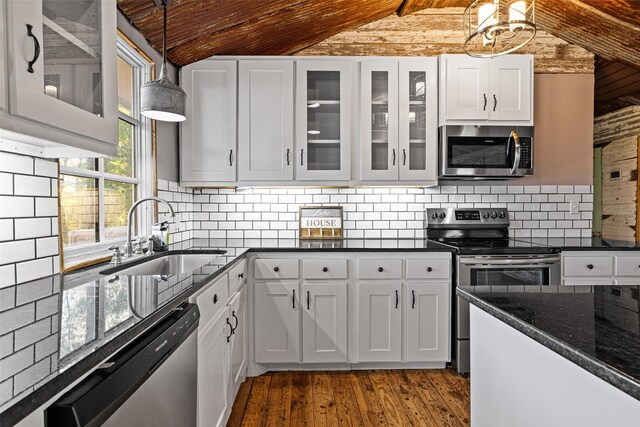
[
  {"left": 596, "top": 107, "right": 640, "bottom": 242},
  {"left": 297, "top": 8, "right": 594, "bottom": 74}
]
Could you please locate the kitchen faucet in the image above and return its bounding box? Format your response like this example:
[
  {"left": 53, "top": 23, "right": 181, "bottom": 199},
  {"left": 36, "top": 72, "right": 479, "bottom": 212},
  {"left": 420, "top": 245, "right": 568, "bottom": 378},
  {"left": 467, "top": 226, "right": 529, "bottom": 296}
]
[{"left": 123, "top": 197, "right": 176, "bottom": 258}]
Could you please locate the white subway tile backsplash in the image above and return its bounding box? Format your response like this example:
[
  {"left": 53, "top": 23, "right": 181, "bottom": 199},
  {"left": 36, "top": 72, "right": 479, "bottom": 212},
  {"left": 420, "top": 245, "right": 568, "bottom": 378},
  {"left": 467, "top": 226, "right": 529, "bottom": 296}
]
[
  {"left": 16, "top": 259, "right": 52, "bottom": 284},
  {"left": 14, "top": 218, "right": 51, "bottom": 240},
  {"left": 14, "top": 175, "right": 51, "bottom": 197},
  {"left": 0, "top": 219, "right": 13, "bottom": 242},
  {"left": 35, "top": 198, "right": 57, "bottom": 217},
  {"left": 0, "top": 153, "right": 33, "bottom": 175},
  {"left": 0, "top": 240, "right": 35, "bottom": 264},
  {"left": 0, "top": 196, "right": 34, "bottom": 218},
  {"left": 34, "top": 159, "right": 58, "bottom": 178},
  {"left": 0, "top": 173, "right": 13, "bottom": 195},
  {"left": 36, "top": 237, "right": 58, "bottom": 258}
]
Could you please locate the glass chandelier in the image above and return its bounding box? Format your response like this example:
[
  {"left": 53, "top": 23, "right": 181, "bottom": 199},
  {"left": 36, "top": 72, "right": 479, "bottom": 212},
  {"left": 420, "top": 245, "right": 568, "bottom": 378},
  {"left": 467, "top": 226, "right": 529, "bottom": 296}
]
[{"left": 463, "top": 0, "right": 536, "bottom": 58}]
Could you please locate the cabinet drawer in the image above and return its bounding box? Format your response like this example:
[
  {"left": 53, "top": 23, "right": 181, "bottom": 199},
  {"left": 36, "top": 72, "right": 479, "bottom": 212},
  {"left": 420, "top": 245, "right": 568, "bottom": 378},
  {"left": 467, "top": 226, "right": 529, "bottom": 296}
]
[
  {"left": 196, "top": 274, "right": 229, "bottom": 327},
  {"left": 302, "top": 259, "right": 347, "bottom": 280},
  {"left": 406, "top": 258, "right": 451, "bottom": 279},
  {"left": 254, "top": 258, "right": 299, "bottom": 280},
  {"left": 615, "top": 256, "right": 640, "bottom": 277},
  {"left": 359, "top": 259, "right": 403, "bottom": 279},
  {"left": 228, "top": 259, "right": 247, "bottom": 293},
  {"left": 563, "top": 256, "right": 613, "bottom": 277}
]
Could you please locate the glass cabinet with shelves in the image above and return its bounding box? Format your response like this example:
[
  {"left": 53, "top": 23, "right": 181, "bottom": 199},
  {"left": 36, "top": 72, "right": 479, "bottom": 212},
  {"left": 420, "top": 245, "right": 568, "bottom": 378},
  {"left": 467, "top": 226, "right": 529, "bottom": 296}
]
[
  {"left": 361, "top": 59, "right": 438, "bottom": 183},
  {"left": 5, "top": 0, "right": 118, "bottom": 146},
  {"left": 296, "top": 61, "right": 352, "bottom": 181}
]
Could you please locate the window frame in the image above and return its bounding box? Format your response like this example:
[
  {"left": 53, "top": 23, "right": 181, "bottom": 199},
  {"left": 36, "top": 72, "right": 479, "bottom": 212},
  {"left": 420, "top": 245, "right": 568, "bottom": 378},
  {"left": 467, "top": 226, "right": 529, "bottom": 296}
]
[{"left": 60, "top": 36, "right": 154, "bottom": 267}]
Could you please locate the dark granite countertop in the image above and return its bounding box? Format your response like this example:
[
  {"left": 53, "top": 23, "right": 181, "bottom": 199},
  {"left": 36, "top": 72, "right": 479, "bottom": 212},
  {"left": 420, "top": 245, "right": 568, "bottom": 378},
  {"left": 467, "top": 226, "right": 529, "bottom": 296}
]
[
  {"left": 457, "top": 285, "right": 640, "bottom": 400},
  {"left": 0, "top": 237, "right": 453, "bottom": 426},
  {"left": 516, "top": 237, "right": 640, "bottom": 251}
]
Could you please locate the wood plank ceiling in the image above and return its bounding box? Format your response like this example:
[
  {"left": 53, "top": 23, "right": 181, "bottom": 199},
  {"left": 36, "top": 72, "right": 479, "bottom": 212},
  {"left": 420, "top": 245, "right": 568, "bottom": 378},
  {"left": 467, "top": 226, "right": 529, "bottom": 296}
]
[
  {"left": 118, "top": 0, "right": 640, "bottom": 114},
  {"left": 118, "top": 0, "right": 640, "bottom": 68}
]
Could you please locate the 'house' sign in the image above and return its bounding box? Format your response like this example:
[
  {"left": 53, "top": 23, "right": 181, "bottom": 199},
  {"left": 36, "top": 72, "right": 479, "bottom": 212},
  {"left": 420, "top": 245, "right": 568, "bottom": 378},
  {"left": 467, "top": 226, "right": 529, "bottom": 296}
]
[{"left": 299, "top": 206, "right": 343, "bottom": 240}]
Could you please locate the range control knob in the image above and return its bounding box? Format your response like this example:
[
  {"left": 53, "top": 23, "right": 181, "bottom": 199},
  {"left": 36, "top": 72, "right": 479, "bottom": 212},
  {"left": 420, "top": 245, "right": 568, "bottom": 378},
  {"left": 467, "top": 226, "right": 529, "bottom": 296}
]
[
  {"left": 490, "top": 211, "right": 498, "bottom": 219},
  {"left": 498, "top": 212, "right": 506, "bottom": 219},
  {"left": 482, "top": 212, "right": 490, "bottom": 219},
  {"left": 431, "top": 212, "right": 438, "bottom": 220},
  {"left": 439, "top": 212, "right": 446, "bottom": 219}
]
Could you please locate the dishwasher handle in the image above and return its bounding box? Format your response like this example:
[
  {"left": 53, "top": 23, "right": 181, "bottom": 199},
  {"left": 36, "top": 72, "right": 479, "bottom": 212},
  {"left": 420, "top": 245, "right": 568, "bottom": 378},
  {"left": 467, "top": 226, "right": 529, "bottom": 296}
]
[{"left": 459, "top": 256, "right": 561, "bottom": 266}]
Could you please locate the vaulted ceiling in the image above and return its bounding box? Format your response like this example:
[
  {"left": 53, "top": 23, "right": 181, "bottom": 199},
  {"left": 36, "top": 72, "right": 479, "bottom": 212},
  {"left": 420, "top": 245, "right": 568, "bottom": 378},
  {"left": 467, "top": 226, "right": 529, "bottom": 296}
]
[{"left": 118, "top": 0, "right": 640, "bottom": 68}]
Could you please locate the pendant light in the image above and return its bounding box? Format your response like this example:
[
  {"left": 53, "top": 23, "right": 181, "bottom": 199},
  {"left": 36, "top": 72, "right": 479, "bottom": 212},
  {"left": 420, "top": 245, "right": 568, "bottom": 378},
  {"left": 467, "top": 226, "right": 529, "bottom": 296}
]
[
  {"left": 463, "top": 0, "right": 536, "bottom": 58},
  {"left": 140, "top": 0, "right": 186, "bottom": 122}
]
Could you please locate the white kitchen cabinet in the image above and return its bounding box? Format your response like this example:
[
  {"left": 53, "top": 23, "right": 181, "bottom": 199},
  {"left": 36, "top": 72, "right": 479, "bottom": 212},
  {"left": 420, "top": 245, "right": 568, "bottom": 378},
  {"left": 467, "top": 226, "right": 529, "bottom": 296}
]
[
  {"left": 562, "top": 252, "right": 640, "bottom": 285},
  {"left": 229, "top": 286, "right": 247, "bottom": 397},
  {"left": 440, "top": 54, "right": 532, "bottom": 124},
  {"left": 296, "top": 60, "right": 352, "bottom": 181},
  {"left": 3, "top": 0, "right": 118, "bottom": 152},
  {"left": 360, "top": 60, "right": 399, "bottom": 181},
  {"left": 360, "top": 59, "right": 438, "bottom": 183},
  {"left": 357, "top": 282, "right": 402, "bottom": 362},
  {"left": 302, "top": 282, "right": 348, "bottom": 363},
  {"left": 181, "top": 60, "right": 237, "bottom": 184},
  {"left": 197, "top": 309, "right": 231, "bottom": 427},
  {"left": 254, "top": 282, "right": 300, "bottom": 363},
  {"left": 405, "top": 282, "right": 450, "bottom": 362},
  {"left": 238, "top": 61, "right": 294, "bottom": 181}
]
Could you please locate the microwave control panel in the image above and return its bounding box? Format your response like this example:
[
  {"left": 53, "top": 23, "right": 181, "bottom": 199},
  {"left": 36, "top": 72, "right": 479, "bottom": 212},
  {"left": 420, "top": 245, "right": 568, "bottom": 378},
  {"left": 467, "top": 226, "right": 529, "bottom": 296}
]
[{"left": 519, "top": 139, "right": 532, "bottom": 167}]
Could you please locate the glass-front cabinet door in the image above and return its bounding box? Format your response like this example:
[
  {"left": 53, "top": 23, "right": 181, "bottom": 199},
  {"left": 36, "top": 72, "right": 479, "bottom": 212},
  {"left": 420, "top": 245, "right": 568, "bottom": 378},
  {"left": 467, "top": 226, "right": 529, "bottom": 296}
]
[
  {"left": 360, "top": 61, "right": 398, "bottom": 181},
  {"left": 6, "top": 0, "right": 117, "bottom": 145},
  {"left": 398, "top": 59, "right": 438, "bottom": 182},
  {"left": 296, "top": 61, "right": 351, "bottom": 181}
]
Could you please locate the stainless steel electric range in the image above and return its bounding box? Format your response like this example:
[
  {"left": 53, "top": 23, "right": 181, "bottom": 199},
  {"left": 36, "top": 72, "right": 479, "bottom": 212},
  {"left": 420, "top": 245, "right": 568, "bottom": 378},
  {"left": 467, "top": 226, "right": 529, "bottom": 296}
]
[{"left": 425, "top": 208, "right": 561, "bottom": 373}]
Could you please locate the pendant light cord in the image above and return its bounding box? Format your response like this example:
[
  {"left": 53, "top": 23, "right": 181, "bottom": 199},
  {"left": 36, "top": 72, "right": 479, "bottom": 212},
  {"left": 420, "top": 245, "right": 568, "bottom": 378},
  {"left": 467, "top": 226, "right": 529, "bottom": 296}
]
[{"left": 159, "top": 1, "right": 168, "bottom": 80}]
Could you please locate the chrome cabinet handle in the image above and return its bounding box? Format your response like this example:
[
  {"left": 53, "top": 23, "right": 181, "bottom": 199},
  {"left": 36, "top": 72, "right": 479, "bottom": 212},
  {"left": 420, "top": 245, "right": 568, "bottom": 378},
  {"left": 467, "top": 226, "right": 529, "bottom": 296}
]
[
  {"left": 509, "top": 131, "right": 521, "bottom": 175},
  {"left": 412, "top": 290, "right": 416, "bottom": 309},
  {"left": 226, "top": 318, "right": 233, "bottom": 342},
  {"left": 229, "top": 149, "right": 233, "bottom": 166},
  {"left": 395, "top": 290, "right": 399, "bottom": 309},
  {"left": 26, "top": 25, "right": 40, "bottom": 73},
  {"left": 493, "top": 94, "right": 497, "bottom": 111},
  {"left": 402, "top": 149, "right": 407, "bottom": 166},
  {"left": 300, "top": 149, "right": 304, "bottom": 166},
  {"left": 392, "top": 149, "right": 396, "bottom": 165},
  {"left": 286, "top": 149, "right": 291, "bottom": 166},
  {"left": 232, "top": 311, "right": 239, "bottom": 334},
  {"left": 292, "top": 289, "right": 296, "bottom": 309},
  {"left": 307, "top": 290, "right": 310, "bottom": 310},
  {"left": 483, "top": 94, "right": 487, "bottom": 111}
]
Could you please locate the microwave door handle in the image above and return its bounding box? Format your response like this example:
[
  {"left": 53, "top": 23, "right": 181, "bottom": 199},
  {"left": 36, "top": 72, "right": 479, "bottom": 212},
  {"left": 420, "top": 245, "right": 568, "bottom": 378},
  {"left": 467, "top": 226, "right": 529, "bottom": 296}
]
[
  {"left": 459, "top": 256, "right": 561, "bottom": 266},
  {"left": 509, "top": 130, "right": 521, "bottom": 175}
]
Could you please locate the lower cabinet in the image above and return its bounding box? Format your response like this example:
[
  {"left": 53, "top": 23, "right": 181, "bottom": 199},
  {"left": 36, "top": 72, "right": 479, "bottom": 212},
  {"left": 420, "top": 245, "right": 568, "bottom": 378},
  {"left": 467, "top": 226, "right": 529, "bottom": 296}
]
[
  {"left": 358, "top": 282, "right": 402, "bottom": 362},
  {"left": 254, "top": 282, "right": 300, "bottom": 363},
  {"left": 197, "top": 310, "right": 231, "bottom": 427},
  {"left": 562, "top": 251, "right": 640, "bottom": 285},
  {"left": 406, "top": 282, "right": 450, "bottom": 362},
  {"left": 302, "top": 282, "right": 348, "bottom": 363}
]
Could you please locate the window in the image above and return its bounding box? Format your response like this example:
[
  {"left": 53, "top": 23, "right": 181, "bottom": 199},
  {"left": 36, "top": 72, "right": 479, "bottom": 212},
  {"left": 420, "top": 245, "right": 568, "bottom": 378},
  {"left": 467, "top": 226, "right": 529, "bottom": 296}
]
[{"left": 60, "top": 37, "right": 153, "bottom": 267}]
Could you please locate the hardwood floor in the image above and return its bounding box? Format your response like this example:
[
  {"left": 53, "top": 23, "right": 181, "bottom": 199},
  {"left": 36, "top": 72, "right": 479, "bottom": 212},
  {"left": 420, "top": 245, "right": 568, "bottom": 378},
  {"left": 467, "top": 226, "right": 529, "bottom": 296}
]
[{"left": 228, "top": 369, "right": 470, "bottom": 427}]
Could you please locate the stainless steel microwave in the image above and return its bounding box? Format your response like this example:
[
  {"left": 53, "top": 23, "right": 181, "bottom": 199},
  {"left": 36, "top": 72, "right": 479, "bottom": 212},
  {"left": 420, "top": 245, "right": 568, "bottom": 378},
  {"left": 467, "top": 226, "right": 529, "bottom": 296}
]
[{"left": 439, "top": 125, "right": 534, "bottom": 178}]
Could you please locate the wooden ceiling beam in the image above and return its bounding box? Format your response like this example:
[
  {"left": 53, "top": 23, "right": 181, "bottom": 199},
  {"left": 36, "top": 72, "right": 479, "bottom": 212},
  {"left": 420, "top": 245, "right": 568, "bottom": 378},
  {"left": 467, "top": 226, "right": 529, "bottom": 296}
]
[
  {"left": 535, "top": 0, "right": 640, "bottom": 68},
  {"left": 164, "top": 0, "right": 403, "bottom": 66},
  {"left": 579, "top": 0, "right": 640, "bottom": 28}
]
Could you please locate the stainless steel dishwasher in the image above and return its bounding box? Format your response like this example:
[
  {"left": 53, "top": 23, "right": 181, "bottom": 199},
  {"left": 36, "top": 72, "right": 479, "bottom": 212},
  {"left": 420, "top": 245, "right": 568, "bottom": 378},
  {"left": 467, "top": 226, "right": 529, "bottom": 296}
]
[{"left": 46, "top": 303, "right": 199, "bottom": 427}]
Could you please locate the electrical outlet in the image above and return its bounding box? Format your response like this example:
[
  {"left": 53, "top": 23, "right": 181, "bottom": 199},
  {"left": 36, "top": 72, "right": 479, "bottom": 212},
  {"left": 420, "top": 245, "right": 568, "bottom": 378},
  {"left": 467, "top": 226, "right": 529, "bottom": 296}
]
[{"left": 569, "top": 200, "right": 580, "bottom": 214}]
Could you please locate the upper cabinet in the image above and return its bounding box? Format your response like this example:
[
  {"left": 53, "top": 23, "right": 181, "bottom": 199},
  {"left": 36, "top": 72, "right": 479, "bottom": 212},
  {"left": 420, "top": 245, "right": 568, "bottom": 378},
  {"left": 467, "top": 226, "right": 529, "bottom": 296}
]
[
  {"left": 180, "top": 60, "right": 237, "bottom": 184},
  {"left": 296, "top": 61, "right": 352, "bottom": 181},
  {"left": 238, "top": 61, "right": 294, "bottom": 181},
  {"left": 440, "top": 54, "right": 533, "bottom": 125},
  {"left": 3, "top": 0, "right": 118, "bottom": 155},
  {"left": 361, "top": 59, "right": 438, "bottom": 183}
]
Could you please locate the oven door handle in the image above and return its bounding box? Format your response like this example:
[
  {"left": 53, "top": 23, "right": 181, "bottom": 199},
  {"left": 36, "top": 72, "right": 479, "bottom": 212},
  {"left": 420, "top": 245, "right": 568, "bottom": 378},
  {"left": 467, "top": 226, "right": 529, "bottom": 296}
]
[{"left": 459, "top": 256, "right": 560, "bottom": 266}]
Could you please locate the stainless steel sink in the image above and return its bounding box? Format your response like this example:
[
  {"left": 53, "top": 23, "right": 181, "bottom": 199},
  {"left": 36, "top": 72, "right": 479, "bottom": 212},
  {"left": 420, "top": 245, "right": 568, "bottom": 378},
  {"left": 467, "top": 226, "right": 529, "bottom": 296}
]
[{"left": 100, "top": 252, "right": 225, "bottom": 276}]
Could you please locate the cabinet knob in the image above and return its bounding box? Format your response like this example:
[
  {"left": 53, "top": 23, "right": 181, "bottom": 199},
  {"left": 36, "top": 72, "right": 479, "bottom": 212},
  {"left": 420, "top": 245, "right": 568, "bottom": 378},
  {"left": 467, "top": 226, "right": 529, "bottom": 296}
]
[
  {"left": 274, "top": 266, "right": 280, "bottom": 272},
  {"left": 378, "top": 267, "right": 384, "bottom": 272},
  {"left": 323, "top": 267, "right": 328, "bottom": 272},
  {"left": 238, "top": 273, "right": 244, "bottom": 279},
  {"left": 427, "top": 267, "right": 433, "bottom": 272},
  {"left": 587, "top": 264, "right": 594, "bottom": 270}
]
